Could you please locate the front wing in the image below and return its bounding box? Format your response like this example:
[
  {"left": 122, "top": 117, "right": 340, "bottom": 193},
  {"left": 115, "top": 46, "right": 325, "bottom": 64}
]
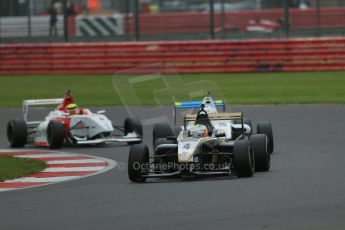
[
  {"left": 75, "top": 137, "right": 141, "bottom": 145},
  {"left": 74, "top": 133, "right": 141, "bottom": 145}
]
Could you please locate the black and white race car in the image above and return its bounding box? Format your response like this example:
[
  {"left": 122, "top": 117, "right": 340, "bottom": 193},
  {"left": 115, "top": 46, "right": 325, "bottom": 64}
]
[{"left": 127, "top": 95, "right": 274, "bottom": 182}]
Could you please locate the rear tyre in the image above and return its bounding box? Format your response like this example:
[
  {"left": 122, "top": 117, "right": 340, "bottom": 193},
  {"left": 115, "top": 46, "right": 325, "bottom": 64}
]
[
  {"left": 47, "top": 120, "right": 65, "bottom": 149},
  {"left": 234, "top": 140, "right": 254, "bottom": 177},
  {"left": 152, "top": 122, "right": 173, "bottom": 147},
  {"left": 124, "top": 117, "right": 143, "bottom": 145},
  {"left": 128, "top": 143, "right": 149, "bottom": 182},
  {"left": 257, "top": 122, "right": 274, "bottom": 154},
  {"left": 7, "top": 119, "right": 28, "bottom": 148},
  {"left": 251, "top": 134, "right": 270, "bottom": 172}
]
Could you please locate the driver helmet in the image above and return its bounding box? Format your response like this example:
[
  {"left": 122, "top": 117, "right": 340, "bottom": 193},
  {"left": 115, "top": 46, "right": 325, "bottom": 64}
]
[
  {"left": 66, "top": 103, "right": 80, "bottom": 115},
  {"left": 190, "top": 124, "right": 209, "bottom": 138},
  {"left": 204, "top": 97, "right": 212, "bottom": 105}
]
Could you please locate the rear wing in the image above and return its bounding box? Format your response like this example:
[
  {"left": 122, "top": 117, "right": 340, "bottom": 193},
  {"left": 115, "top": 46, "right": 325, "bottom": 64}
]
[
  {"left": 184, "top": 112, "right": 247, "bottom": 139},
  {"left": 184, "top": 112, "right": 242, "bottom": 121},
  {"left": 173, "top": 100, "right": 225, "bottom": 124},
  {"left": 23, "top": 98, "right": 63, "bottom": 123}
]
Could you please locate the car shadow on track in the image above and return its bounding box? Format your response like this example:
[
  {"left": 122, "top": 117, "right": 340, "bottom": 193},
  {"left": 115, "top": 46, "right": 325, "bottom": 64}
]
[{"left": 129, "top": 175, "right": 260, "bottom": 184}]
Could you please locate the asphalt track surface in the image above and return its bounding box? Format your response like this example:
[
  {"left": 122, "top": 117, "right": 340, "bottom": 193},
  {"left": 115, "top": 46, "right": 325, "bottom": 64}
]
[{"left": 0, "top": 105, "right": 345, "bottom": 230}]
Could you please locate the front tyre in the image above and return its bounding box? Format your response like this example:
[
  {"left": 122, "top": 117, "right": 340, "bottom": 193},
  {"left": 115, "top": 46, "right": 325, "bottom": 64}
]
[
  {"left": 152, "top": 122, "right": 173, "bottom": 147},
  {"left": 124, "top": 117, "right": 143, "bottom": 145},
  {"left": 257, "top": 122, "right": 274, "bottom": 154},
  {"left": 251, "top": 134, "right": 270, "bottom": 172},
  {"left": 128, "top": 143, "right": 149, "bottom": 182},
  {"left": 7, "top": 119, "right": 28, "bottom": 148},
  {"left": 234, "top": 140, "right": 254, "bottom": 177},
  {"left": 47, "top": 120, "right": 65, "bottom": 149},
  {"left": 154, "top": 138, "right": 176, "bottom": 155}
]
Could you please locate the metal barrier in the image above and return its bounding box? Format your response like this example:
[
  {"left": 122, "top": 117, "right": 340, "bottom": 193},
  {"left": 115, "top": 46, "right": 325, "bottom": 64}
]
[
  {"left": 126, "top": 7, "right": 345, "bottom": 35},
  {"left": 0, "top": 0, "right": 345, "bottom": 43},
  {"left": 0, "top": 37, "right": 344, "bottom": 75}
]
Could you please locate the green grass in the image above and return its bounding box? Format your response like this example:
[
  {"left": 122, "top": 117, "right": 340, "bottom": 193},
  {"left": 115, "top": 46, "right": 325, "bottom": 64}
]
[
  {"left": 0, "top": 71, "right": 344, "bottom": 107},
  {"left": 0, "top": 155, "right": 47, "bottom": 182}
]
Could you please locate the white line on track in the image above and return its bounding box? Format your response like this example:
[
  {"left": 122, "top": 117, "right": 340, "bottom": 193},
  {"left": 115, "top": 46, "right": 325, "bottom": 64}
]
[
  {"left": 46, "top": 159, "right": 106, "bottom": 164},
  {"left": 6, "top": 176, "right": 80, "bottom": 183},
  {"left": 0, "top": 189, "right": 15, "bottom": 192},
  {"left": 14, "top": 153, "right": 80, "bottom": 158},
  {"left": 43, "top": 166, "right": 106, "bottom": 172}
]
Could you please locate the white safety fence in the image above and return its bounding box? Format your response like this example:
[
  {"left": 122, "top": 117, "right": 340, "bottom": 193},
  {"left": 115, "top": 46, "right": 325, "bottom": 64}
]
[
  {"left": 0, "top": 14, "right": 124, "bottom": 38},
  {"left": 0, "top": 16, "right": 64, "bottom": 38}
]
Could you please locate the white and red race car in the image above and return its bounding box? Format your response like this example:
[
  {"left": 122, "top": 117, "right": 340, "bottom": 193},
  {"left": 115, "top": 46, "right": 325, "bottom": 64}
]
[{"left": 7, "top": 92, "right": 142, "bottom": 149}]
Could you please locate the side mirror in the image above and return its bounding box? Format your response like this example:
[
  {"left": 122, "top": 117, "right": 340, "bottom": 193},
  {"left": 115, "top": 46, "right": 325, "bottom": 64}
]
[
  {"left": 97, "top": 110, "right": 106, "bottom": 114},
  {"left": 215, "top": 133, "right": 226, "bottom": 138},
  {"left": 167, "top": 136, "right": 177, "bottom": 141}
]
